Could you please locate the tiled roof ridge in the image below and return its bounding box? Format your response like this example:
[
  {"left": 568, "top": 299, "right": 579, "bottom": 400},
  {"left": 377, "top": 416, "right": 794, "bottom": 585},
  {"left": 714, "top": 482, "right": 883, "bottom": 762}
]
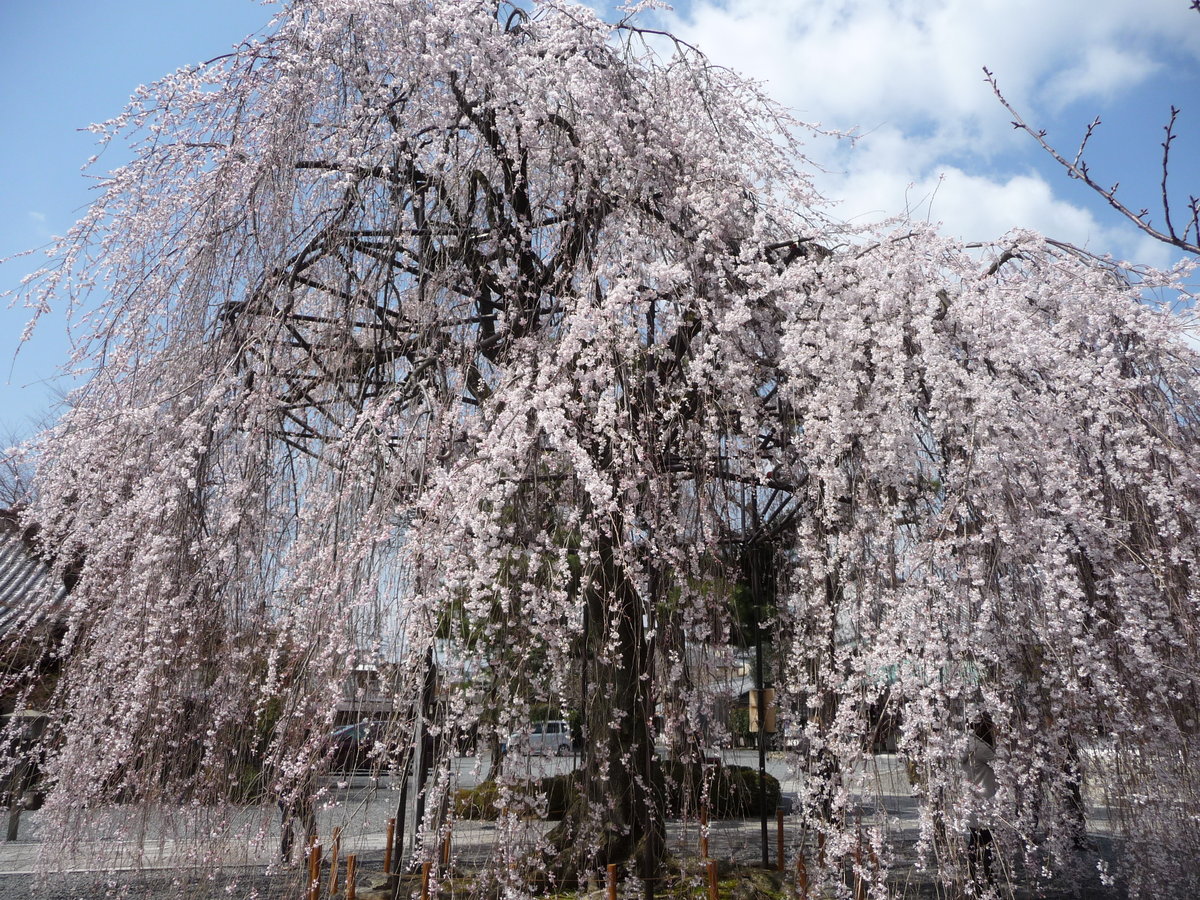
[{"left": 0, "top": 508, "right": 65, "bottom": 634}]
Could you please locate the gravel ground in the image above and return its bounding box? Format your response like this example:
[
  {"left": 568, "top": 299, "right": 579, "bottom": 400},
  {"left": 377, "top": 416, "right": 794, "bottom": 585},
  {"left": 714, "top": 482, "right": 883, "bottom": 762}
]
[
  {"left": 0, "top": 840, "right": 1130, "bottom": 900},
  {"left": 0, "top": 868, "right": 300, "bottom": 900}
]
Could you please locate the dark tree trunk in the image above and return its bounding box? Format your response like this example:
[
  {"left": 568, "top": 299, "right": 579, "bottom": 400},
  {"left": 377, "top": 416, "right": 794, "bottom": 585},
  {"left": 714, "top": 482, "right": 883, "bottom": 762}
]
[{"left": 547, "top": 540, "right": 664, "bottom": 888}]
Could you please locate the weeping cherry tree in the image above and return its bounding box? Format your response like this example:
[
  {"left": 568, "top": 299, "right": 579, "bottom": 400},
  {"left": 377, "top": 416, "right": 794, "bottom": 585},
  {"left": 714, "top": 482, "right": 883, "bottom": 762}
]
[{"left": 3, "top": 0, "right": 1200, "bottom": 896}]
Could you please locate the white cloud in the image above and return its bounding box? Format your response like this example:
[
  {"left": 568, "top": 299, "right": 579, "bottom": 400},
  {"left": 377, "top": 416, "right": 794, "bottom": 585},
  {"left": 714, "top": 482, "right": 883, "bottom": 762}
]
[
  {"left": 791, "top": 119, "right": 1169, "bottom": 263},
  {"left": 20, "top": 210, "right": 55, "bottom": 246},
  {"left": 663, "top": 0, "right": 1199, "bottom": 138},
  {"left": 642, "top": 0, "right": 1200, "bottom": 259},
  {"left": 826, "top": 162, "right": 1171, "bottom": 261},
  {"left": 1043, "top": 45, "right": 1160, "bottom": 111}
]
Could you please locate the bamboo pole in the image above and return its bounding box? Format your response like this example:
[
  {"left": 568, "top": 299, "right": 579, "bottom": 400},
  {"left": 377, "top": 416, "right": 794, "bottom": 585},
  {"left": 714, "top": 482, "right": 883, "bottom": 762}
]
[
  {"left": 328, "top": 827, "right": 342, "bottom": 897},
  {"left": 706, "top": 860, "right": 719, "bottom": 900},
  {"left": 346, "top": 854, "right": 358, "bottom": 900},
  {"left": 307, "top": 842, "right": 322, "bottom": 900},
  {"left": 606, "top": 863, "right": 617, "bottom": 900},
  {"left": 384, "top": 818, "right": 396, "bottom": 875},
  {"left": 853, "top": 827, "right": 866, "bottom": 900}
]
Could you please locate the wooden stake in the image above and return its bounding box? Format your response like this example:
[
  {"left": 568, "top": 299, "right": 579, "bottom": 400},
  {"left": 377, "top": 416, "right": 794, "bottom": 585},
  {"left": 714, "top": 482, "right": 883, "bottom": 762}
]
[
  {"left": 442, "top": 830, "right": 452, "bottom": 868},
  {"left": 796, "top": 851, "right": 809, "bottom": 898},
  {"left": 606, "top": 863, "right": 617, "bottom": 900},
  {"left": 700, "top": 804, "right": 709, "bottom": 859},
  {"left": 307, "top": 842, "right": 322, "bottom": 900},
  {"left": 854, "top": 830, "right": 866, "bottom": 900},
  {"left": 328, "top": 827, "right": 342, "bottom": 897},
  {"left": 776, "top": 808, "right": 785, "bottom": 872},
  {"left": 421, "top": 860, "right": 432, "bottom": 900},
  {"left": 384, "top": 818, "right": 396, "bottom": 875},
  {"left": 706, "top": 859, "right": 719, "bottom": 900},
  {"left": 346, "top": 854, "right": 358, "bottom": 900}
]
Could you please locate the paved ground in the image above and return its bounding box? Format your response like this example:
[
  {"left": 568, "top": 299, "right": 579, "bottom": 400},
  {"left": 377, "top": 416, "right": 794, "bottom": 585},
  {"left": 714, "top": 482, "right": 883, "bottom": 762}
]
[
  {"left": 0, "top": 751, "right": 1125, "bottom": 898},
  {"left": 0, "top": 751, "right": 810, "bottom": 874}
]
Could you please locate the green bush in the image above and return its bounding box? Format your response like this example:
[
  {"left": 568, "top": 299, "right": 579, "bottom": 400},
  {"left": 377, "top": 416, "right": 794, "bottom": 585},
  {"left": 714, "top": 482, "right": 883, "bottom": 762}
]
[
  {"left": 658, "top": 759, "right": 781, "bottom": 819},
  {"left": 727, "top": 708, "right": 752, "bottom": 746},
  {"left": 711, "top": 765, "right": 780, "bottom": 817},
  {"left": 453, "top": 773, "right": 578, "bottom": 821},
  {"left": 453, "top": 764, "right": 778, "bottom": 821},
  {"left": 454, "top": 780, "right": 501, "bottom": 819},
  {"left": 538, "top": 772, "right": 577, "bottom": 819}
]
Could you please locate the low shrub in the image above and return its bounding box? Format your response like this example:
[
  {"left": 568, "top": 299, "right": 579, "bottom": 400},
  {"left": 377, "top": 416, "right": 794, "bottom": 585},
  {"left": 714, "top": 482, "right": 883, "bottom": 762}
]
[
  {"left": 455, "top": 763, "right": 780, "bottom": 821},
  {"left": 454, "top": 780, "right": 502, "bottom": 819},
  {"left": 710, "top": 765, "right": 780, "bottom": 817},
  {"left": 454, "top": 773, "right": 578, "bottom": 820},
  {"left": 659, "top": 759, "right": 781, "bottom": 818}
]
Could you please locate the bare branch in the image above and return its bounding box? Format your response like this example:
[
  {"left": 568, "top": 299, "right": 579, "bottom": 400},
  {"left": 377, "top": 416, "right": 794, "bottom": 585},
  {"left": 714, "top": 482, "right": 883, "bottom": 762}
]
[
  {"left": 984, "top": 67, "right": 1200, "bottom": 256},
  {"left": 1162, "top": 106, "right": 1181, "bottom": 242}
]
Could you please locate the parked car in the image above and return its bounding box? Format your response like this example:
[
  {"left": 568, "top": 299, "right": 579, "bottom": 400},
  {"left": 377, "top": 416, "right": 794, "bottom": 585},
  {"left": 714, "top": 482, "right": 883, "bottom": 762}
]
[
  {"left": 502, "top": 720, "right": 574, "bottom": 756},
  {"left": 328, "top": 719, "right": 397, "bottom": 773}
]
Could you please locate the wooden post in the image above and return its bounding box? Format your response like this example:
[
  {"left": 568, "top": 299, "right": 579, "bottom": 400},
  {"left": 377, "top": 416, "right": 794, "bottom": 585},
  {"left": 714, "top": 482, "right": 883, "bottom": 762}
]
[
  {"left": 866, "top": 840, "right": 881, "bottom": 885},
  {"left": 328, "top": 826, "right": 342, "bottom": 897},
  {"left": 853, "top": 835, "right": 866, "bottom": 900},
  {"left": 421, "top": 860, "right": 432, "bottom": 900},
  {"left": 384, "top": 818, "right": 396, "bottom": 875},
  {"left": 4, "top": 806, "right": 19, "bottom": 843},
  {"left": 796, "top": 851, "right": 809, "bottom": 898},
  {"left": 442, "top": 830, "right": 452, "bottom": 868},
  {"left": 706, "top": 859, "right": 719, "bottom": 900},
  {"left": 606, "top": 863, "right": 617, "bottom": 900},
  {"left": 700, "top": 804, "right": 709, "bottom": 859},
  {"left": 776, "top": 808, "right": 785, "bottom": 872},
  {"left": 5, "top": 759, "right": 28, "bottom": 842},
  {"left": 346, "top": 854, "right": 358, "bottom": 900},
  {"left": 307, "top": 842, "right": 322, "bottom": 900}
]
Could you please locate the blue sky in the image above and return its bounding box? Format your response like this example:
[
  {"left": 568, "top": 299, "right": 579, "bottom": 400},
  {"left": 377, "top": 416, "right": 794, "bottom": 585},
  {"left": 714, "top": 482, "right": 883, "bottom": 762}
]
[
  {"left": 0, "top": 0, "right": 276, "bottom": 438},
  {"left": 2, "top": 0, "right": 1199, "bottom": 443}
]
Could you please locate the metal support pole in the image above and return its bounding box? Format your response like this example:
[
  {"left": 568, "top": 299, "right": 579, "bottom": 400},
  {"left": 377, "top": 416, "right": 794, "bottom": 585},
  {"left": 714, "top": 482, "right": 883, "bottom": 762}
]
[
  {"left": 751, "top": 547, "right": 769, "bottom": 869},
  {"left": 776, "top": 809, "right": 785, "bottom": 871}
]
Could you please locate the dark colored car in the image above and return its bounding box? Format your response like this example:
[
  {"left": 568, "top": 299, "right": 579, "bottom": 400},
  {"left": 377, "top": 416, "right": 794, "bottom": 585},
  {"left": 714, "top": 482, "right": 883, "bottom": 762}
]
[{"left": 328, "top": 720, "right": 398, "bottom": 773}]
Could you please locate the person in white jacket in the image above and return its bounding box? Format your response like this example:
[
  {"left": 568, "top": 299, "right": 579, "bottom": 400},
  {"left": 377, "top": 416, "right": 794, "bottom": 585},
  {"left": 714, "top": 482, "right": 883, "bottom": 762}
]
[{"left": 959, "top": 715, "right": 997, "bottom": 888}]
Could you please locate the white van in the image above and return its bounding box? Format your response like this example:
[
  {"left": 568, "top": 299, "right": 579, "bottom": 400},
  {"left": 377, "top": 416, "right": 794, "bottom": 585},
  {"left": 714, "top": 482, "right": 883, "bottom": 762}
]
[{"left": 505, "top": 720, "right": 574, "bottom": 756}]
